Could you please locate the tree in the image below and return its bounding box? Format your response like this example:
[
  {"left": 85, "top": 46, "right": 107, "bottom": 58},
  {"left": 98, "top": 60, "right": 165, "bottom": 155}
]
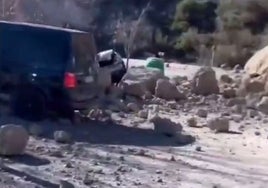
[{"left": 113, "top": 1, "right": 152, "bottom": 69}]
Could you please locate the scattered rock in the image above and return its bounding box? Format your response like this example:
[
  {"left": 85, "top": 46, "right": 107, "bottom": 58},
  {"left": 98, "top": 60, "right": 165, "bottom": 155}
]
[
  {"left": 167, "top": 101, "right": 177, "bottom": 110},
  {"left": 222, "top": 87, "right": 236, "bottom": 98},
  {"left": 207, "top": 117, "right": 230, "bottom": 133},
  {"left": 127, "top": 103, "right": 139, "bottom": 112},
  {"left": 54, "top": 131, "right": 72, "bottom": 144},
  {"left": 231, "top": 114, "right": 243, "bottom": 123},
  {"left": 150, "top": 115, "right": 182, "bottom": 136},
  {"left": 155, "top": 79, "right": 186, "bottom": 100},
  {"left": 255, "top": 131, "right": 261, "bottom": 136},
  {"left": 187, "top": 117, "right": 198, "bottom": 128},
  {"left": 220, "top": 74, "right": 233, "bottom": 84},
  {"left": 195, "top": 146, "right": 202, "bottom": 152},
  {"left": 196, "top": 109, "right": 208, "bottom": 118},
  {"left": 0, "top": 125, "right": 29, "bottom": 156},
  {"left": 138, "top": 110, "right": 148, "bottom": 119},
  {"left": 248, "top": 109, "right": 258, "bottom": 118},
  {"left": 191, "top": 67, "right": 219, "bottom": 95},
  {"left": 232, "top": 105, "right": 244, "bottom": 114}
]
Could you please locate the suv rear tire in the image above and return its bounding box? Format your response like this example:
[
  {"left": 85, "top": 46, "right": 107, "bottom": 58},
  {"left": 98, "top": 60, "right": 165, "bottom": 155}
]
[{"left": 11, "top": 88, "right": 47, "bottom": 121}]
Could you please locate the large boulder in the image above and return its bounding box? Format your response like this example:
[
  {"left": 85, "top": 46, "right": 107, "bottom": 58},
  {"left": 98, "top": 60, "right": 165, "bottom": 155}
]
[
  {"left": 120, "top": 67, "right": 164, "bottom": 98},
  {"left": 155, "top": 79, "right": 186, "bottom": 100},
  {"left": 150, "top": 115, "right": 182, "bottom": 136},
  {"left": 207, "top": 117, "right": 230, "bottom": 133},
  {"left": 244, "top": 46, "right": 268, "bottom": 77},
  {"left": 191, "top": 67, "right": 219, "bottom": 95},
  {"left": 0, "top": 125, "right": 29, "bottom": 156}
]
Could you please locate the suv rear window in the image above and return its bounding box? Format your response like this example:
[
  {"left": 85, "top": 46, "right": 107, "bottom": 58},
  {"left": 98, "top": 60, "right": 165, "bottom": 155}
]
[{"left": 0, "top": 28, "right": 70, "bottom": 72}]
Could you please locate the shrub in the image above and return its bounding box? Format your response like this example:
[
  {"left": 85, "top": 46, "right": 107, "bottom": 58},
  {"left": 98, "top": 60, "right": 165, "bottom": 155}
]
[{"left": 174, "top": 28, "right": 199, "bottom": 53}]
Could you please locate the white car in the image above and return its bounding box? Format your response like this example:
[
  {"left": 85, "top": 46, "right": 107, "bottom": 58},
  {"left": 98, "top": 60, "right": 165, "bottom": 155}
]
[{"left": 96, "top": 49, "right": 127, "bottom": 84}]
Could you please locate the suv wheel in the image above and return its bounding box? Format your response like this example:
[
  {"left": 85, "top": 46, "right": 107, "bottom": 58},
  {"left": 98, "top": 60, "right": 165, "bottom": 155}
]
[{"left": 11, "top": 89, "right": 47, "bottom": 121}]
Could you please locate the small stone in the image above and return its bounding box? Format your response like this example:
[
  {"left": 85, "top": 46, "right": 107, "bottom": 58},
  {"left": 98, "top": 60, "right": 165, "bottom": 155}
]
[
  {"left": 196, "top": 109, "right": 208, "bottom": 118},
  {"left": 119, "top": 156, "right": 125, "bottom": 161},
  {"left": 231, "top": 105, "right": 244, "bottom": 114},
  {"left": 54, "top": 131, "right": 72, "bottom": 144},
  {"left": 222, "top": 87, "right": 236, "bottom": 98},
  {"left": 64, "top": 162, "right": 73, "bottom": 168},
  {"left": 170, "top": 155, "right": 176, "bottom": 161},
  {"left": 195, "top": 146, "right": 202, "bottom": 152},
  {"left": 187, "top": 117, "right": 197, "bottom": 128},
  {"left": 157, "top": 178, "right": 163, "bottom": 183},
  {"left": 255, "top": 131, "right": 261, "bottom": 136},
  {"left": 156, "top": 170, "right": 163, "bottom": 174}
]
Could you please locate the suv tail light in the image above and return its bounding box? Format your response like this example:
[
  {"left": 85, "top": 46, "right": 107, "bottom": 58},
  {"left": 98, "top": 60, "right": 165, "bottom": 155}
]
[{"left": 64, "top": 72, "right": 77, "bottom": 88}]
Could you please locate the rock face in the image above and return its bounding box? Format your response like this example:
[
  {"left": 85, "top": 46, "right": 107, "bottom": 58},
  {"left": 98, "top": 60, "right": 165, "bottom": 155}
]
[
  {"left": 120, "top": 67, "right": 164, "bottom": 98},
  {"left": 0, "top": 125, "right": 29, "bottom": 156},
  {"left": 191, "top": 67, "right": 219, "bottom": 95},
  {"left": 207, "top": 117, "right": 230, "bottom": 133},
  {"left": 155, "top": 79, "right": 186, "bottom": 100}
]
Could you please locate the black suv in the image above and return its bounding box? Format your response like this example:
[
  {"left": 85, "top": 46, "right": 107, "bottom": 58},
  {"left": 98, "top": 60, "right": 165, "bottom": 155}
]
[{"left": 0, "top": 21, "right": 99, "bottom": 121}]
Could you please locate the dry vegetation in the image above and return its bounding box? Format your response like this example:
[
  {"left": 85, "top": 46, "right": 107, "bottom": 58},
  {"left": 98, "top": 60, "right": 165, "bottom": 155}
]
[{"left": 0, "top": 0, "right": 268, "bottom": 67}]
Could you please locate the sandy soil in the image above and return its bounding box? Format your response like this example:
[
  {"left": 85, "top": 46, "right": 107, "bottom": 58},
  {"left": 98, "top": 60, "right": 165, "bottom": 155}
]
[{"left": 0, "top": 61, "right": 267, "bottom": 188}]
